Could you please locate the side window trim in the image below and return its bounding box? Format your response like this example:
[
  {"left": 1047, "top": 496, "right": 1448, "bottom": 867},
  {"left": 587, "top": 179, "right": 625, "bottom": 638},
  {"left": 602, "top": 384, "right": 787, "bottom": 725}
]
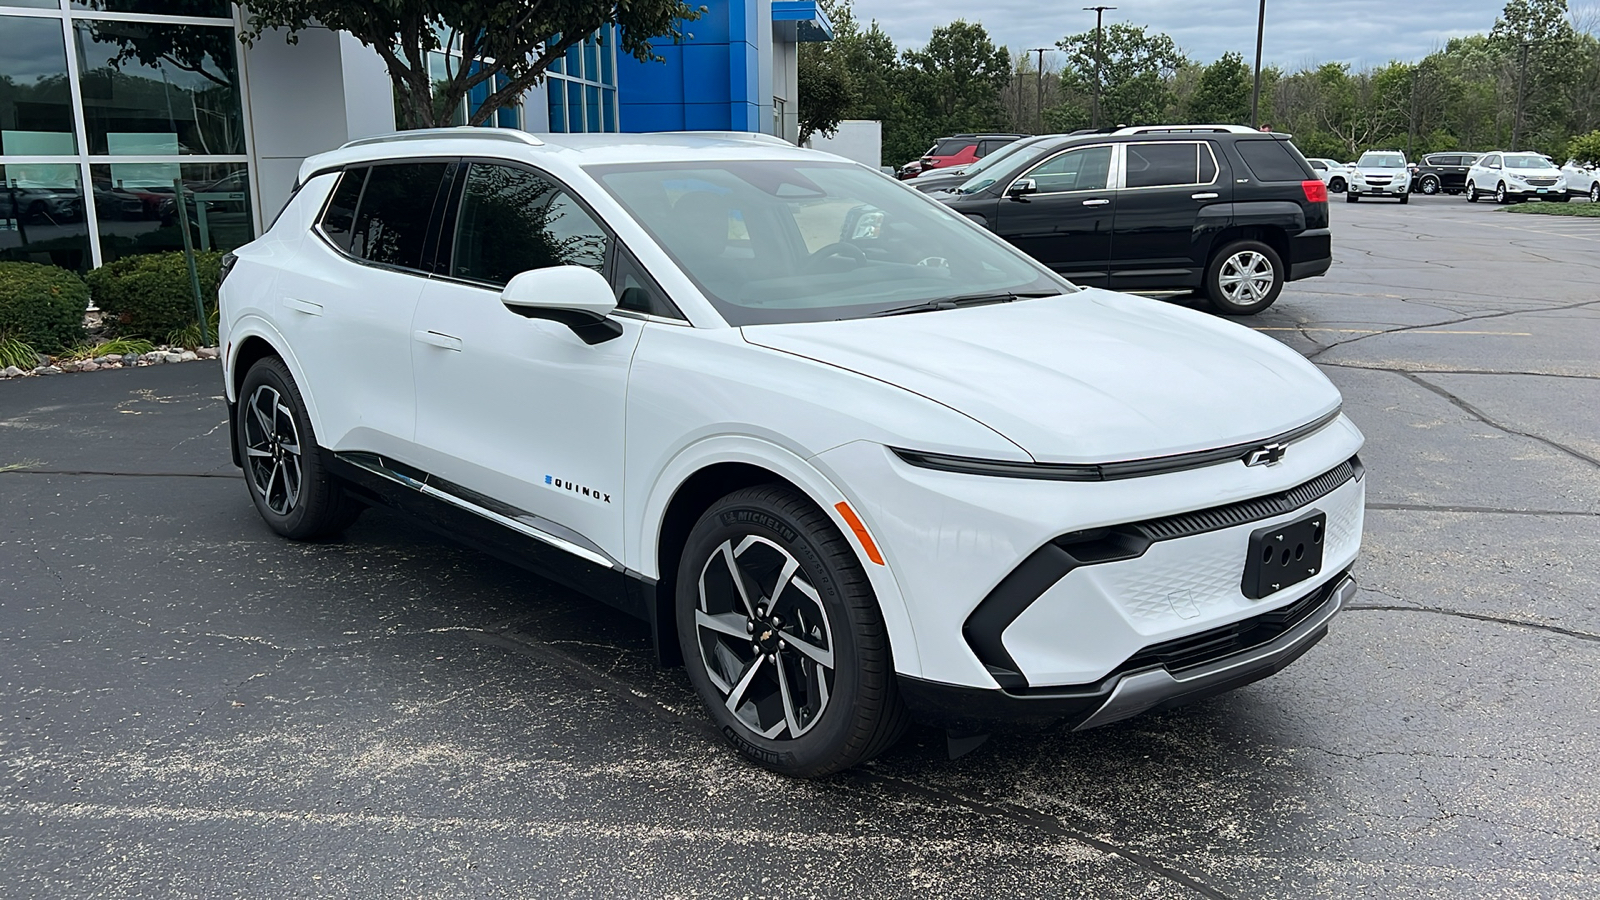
[{"left": 1010, "top": 143, "right": 1117, "bottom": 196}]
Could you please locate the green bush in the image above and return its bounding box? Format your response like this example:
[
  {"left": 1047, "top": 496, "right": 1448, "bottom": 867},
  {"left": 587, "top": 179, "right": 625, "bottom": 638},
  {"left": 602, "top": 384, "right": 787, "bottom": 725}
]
[
  {"left": 0, "top": 261, "right": 89, "bottom": 355},
  {"left": 1568, "top": 130, "right": 1600, "bottom": 167},
  {"left": 86, "top": 250, "right": 221, "bottom": 340}
]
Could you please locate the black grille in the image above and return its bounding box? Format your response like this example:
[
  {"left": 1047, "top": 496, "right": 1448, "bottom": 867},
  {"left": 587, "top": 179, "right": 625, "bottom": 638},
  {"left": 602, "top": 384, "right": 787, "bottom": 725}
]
[
  {"left": 1114, "top": 574, "right": 1341, "bottom": 675},
  {"left": 1133, "top": 457, "right": 1359, "bottom": 542}
]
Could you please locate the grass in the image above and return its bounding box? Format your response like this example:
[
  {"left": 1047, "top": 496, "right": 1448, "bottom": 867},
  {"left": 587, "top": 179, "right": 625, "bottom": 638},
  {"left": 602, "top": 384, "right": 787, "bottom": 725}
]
[
  {"left": 1502, "top": 201, "right": 1600, "bottom": 216},
  {"left": 54, "top": 338, "right": 157, "bottom": 362},
  {"left": 166, "top": 308, "right": 221, "bottom": 351},
  {"left": 0, "top": 334, "right": 38, "bottom": 370}
]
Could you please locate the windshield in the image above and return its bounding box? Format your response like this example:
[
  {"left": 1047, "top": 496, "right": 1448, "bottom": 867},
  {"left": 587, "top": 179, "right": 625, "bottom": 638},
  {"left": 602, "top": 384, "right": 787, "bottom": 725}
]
[
  {"left": 591, "top": 161, "right": 1069, "bottom": 326},
  {"left": 956, "top": 142, "right": 1058, "bottom": 194},
  {"left": 1358, "top": 153, "right": 1405, "bottom": 168},
  {"left": 953, "top": 138, "right": 1042, "bottom": 180},
  {"left": 1504, "top": 154, "right": 1556, "bottom": 169}
]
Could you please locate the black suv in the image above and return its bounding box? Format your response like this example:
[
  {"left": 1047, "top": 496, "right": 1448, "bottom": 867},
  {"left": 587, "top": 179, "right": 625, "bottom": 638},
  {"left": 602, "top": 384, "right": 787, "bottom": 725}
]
[
  {"left": 939, "top": 125, "right": 1332, "bottom": 314},
  {"left": 1411, "top": 152, "right": 1481, "bottom": 195}
]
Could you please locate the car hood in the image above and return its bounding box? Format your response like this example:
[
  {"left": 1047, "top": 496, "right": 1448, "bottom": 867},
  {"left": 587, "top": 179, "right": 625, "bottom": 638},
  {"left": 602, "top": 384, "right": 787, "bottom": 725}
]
[{"left": 740, "top": 289, "right": 1341, "bottom": 464}]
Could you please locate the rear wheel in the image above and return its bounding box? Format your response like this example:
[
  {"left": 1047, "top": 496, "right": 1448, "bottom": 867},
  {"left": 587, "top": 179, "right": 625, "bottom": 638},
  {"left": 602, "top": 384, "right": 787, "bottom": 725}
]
[
  {"left": 1204, "top": 239, "right": 1283, "bottom": 316},
  {"left": 1328, "top": 176, "right": 1346, "bottom": 193},
  {"left": 676, "top": 486, "right": 908, "bottom": 777},
  {"left": 238, "top": 357, "right": 362, "bottom": 539}
]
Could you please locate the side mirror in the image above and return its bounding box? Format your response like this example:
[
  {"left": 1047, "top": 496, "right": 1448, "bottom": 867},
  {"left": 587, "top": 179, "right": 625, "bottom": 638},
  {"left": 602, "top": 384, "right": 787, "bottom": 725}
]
[
  {"left": 500, "top": 265, "right": 623, "bottom": 345},
  {"left": 1007, "top": 178, "right": 1037, "bottom": 198}
]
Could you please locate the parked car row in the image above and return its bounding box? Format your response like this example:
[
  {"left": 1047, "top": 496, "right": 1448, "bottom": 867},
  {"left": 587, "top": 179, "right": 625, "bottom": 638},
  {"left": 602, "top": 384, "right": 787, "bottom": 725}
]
[{"left": 1304, "top": 152, "right": 1600, "bottom": 202}]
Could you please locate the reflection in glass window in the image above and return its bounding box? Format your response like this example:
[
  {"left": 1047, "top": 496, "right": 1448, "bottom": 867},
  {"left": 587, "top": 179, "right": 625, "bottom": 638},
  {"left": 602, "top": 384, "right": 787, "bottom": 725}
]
[
  {"left": 74, "top": 20, "right": 244, "bottom": 155},
  {"left": 316, "top": 167, "right": 366, "bottom": 253},
  {"left": 548, "top": 81, "right": 566, "bottom": 131},
  {"left": 451, "top": 163, "right": 608, "bottom": 286},
  {"left": 72, "top": 0, "right": 231, "bottom": 16},
  {"left": 348, "top": 162, "right": 447, "bottom": 270},
  {"left": 91, "top": 162, "right": 253, "bottom": 264},
  {"left": 1, "top": 163, "right": 92, "bottom": 272},
  {"left": 0, "top": 16, "right": 77, "bottom": 155},
  {"left": 1024, "top": 146, "right": 1112, "bottom": 193}
]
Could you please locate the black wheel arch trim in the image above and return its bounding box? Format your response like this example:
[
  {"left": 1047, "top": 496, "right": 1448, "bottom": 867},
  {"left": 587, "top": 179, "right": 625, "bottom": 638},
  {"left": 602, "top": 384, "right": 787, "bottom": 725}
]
[{"left": 960, "top": 455, "right": 1361, "bottom": 690}]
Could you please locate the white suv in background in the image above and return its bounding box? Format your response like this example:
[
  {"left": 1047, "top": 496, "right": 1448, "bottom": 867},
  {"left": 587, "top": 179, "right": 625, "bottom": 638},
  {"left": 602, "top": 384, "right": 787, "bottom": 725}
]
[
  {"left": 219, "top": 129, "right": 1364, "bottom": 777},
  {"left": 1346, "top": 151, "right": 1411, "bottom": 202},
  {"left": 1306, "top": 158, "right": 1349, "bottom": 193},
  {"left": 1466, "top": 151, "right": 1569, "bottom": 203},
  {"left": 1561, "top": 158, "right": 1600, "bottom": 202}
]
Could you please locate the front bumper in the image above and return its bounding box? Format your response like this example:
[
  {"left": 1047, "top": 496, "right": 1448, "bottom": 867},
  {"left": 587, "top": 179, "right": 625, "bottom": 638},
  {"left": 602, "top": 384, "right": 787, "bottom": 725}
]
[{"left": 899, "top": 571, "right": 1352, "bottom": 733}]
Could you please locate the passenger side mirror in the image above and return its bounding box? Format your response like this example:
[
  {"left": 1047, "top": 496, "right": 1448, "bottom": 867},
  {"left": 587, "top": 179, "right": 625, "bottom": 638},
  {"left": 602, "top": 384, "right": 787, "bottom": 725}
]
[
  {"left": 1007, "top": 178, "right": 1037, "bottom": 199},
  {"left": 500, "top": 265, "right": 623, "bottom": 345}
]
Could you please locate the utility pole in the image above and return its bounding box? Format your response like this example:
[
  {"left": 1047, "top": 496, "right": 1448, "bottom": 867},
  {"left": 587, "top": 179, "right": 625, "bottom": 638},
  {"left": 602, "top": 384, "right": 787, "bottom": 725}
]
[
  {"left": 1250, "top": 0, "right": 1267, "bottom": 129},
  {"left": 1083, "top": 6, "right": 1115, "bottom": 128},
  {"left": 1028, "top": 48, "right": 1050, "bottom": 133},
  {"left": 1406, "top": 65, "right": 1419, "bottom": 159},
  {"left": 1512, "top": 40, "right": 1530, "bottom": 151}
]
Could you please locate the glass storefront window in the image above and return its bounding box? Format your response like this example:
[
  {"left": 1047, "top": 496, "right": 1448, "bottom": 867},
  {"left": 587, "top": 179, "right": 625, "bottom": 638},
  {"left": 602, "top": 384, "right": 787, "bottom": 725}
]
[
  {"left": 548, "top": 80, "right": 565, "bottom": 131},
  {"left": 1, "top": 15, "right": 77, "bottom": 156},
  {"left": 583, "top": 39, "right": 597, "bottom": 83},
  {"left": 91, "top": 161, "right": 250, "bottom": 263},
  {"left": 74, "top": 19, "right": 245, "bottom": 155},
  {"left": 585, "top": 85, "right": 599, "bottom": 135},
  {"left": 1, "top": 163, "right": 92, "bottom": 272},
  {"left": 0, "top": 0, "right": 63, "bottom": 10},
  {"left": 71, "top": 0, "right": 231, "bottom": 16}
]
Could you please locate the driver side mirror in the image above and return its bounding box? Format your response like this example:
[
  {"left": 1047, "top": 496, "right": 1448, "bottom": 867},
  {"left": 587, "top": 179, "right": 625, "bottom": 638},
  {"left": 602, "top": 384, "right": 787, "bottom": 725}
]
[
  {"left": 1007, "top": 178, "right": 1037, "bottom": 199},
  {"left": 501, "top": 265, "right": 623, "bottom": 345}
]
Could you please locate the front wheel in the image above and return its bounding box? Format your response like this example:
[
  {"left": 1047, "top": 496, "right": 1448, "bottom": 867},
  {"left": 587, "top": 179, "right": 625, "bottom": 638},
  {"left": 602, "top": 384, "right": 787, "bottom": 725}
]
[
  {"left": 676, "top": 486, "right": 908, "bottom": 777},
  {"left": 1590, "top": 182, "right": 1599, "bottom": 203},
  {"left": 238, "top": 357, "right": 362, "bottom": 540},
  {"left": 1398, "top": 192, "right": 1410, "bottom": 205},
  {"left": 1466, "top": 181, "right": 1479, "bottom": 202},
  {"left": 1346, "top": 192, "right": 1360, "bottom": 203},
  {"left": 1496, "top": 182, "right": 1510, "bottom": 204},
  {"left": 1204, "top": 239, "right": 1284, "bottom": 316},
  {"left": 1420, "top": 176, "right": 1440, "bottom": 195}
]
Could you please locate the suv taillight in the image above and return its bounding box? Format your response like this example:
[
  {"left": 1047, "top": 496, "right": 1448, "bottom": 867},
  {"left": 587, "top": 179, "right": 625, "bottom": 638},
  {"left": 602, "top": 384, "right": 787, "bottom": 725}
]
[
  {"left": 218, "top": 251, "right": 238, "bottom": 286},
  {"left": 1302, "top": 179, "right": 1328, "bottom": 203}
]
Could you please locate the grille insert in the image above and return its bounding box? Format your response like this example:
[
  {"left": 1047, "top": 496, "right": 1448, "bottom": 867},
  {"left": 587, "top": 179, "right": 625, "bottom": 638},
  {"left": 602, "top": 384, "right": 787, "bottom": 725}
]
[{"left": 1113, "top": 574, "right": 1340, "bottom": 675}]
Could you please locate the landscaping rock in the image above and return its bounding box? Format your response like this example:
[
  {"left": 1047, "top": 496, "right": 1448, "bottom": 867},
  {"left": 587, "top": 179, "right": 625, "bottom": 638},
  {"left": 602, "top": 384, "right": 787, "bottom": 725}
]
[
  {"left": 143, "top": 352, "right": 165, "bottom": 364},
  {"left": 33, "top": 365, "right": 61, "bottom": 375},
  {"left": 58, "top": 361, "right": 79, "bottom": 372},
  {"left": 197, "top": 347, "right": 220, "bottom": 360},
  {"left": 3, "top": 365, "right": 24, "bottom": 378},
  {"left": 122, "top": 354, "right": 138, "bottom": 366},
  {"left": 179, "top": 350, "right": 198, "bottom": 362},
  {"left": 80, "top": 362, "right": 100, "bottom": 372},
  {"left": 163, "top": 352, "right": 184, "bottom": 364}
]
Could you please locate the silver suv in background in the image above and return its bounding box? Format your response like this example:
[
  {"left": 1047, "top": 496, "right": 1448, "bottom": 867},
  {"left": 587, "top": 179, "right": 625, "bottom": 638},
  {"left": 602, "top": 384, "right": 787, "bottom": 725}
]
[{"left": 1346, "top": 151, "right": 1411, "bottom": 203}]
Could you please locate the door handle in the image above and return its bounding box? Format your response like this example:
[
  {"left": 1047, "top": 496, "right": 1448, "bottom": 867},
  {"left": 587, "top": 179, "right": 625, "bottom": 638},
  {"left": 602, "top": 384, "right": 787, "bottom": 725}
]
[
  {"left": 1082, "top": 198, "right": 1110, "bottom": 206},
  {"left": 1191, "top": 192, "right": 1219, "bottom": 200},
  {"left": 285, "top": 297, "right": 323, "bottom": 316},
  {"left": 413, "top": 330, "right": 462, "bottom": 351}
]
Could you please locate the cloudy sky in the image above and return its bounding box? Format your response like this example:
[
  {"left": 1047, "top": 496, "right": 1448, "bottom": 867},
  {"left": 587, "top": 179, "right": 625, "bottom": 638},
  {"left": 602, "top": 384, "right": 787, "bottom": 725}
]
[{"left": 855, "top": 0, "right": 1514, "bottom": 70}]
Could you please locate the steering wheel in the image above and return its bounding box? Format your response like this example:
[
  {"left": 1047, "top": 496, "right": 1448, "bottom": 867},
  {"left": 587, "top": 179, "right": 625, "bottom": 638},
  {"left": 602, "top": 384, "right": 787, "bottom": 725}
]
[
  {"left": 916, "top": 256, "right": 950, "bottom": 269},
  {"left": 809, "top": 242, "right": 867, "bottom": 265}
]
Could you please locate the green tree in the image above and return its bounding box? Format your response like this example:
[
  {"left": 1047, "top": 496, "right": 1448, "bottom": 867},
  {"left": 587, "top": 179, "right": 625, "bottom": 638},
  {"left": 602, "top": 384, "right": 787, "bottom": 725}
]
[
  {"left": 798, "top": 47, "right": 856, "bottom": 142},
  {"left": 240, "top": 0, "right": 700, "bottom": 129},
  {"left": 1055, "top": 23, "right": 1187, "bottom": 127},
  {"left": 1569, "top": 129, "right": 1600, "bottom": 164},
  {"left": 1186, "top": 51, "right": 1250, "bottom": 124}
]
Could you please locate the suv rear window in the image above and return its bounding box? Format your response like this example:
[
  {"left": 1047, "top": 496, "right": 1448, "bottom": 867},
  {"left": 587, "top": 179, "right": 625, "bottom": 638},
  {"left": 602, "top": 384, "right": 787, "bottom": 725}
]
[
  {"left": 346, "top": 162, "right": 450, "bottom": 270},
  {"left": 1236, "top": 140, "right": 1311, "bottom": 182},
  {"left": 317, "top": 167, "right": 366, "bottom": 253}
]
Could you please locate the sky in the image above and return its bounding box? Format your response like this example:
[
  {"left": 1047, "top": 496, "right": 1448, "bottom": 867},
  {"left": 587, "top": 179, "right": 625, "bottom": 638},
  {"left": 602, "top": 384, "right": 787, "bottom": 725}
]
[{"left": 854, "top": 0, "right": 1516, "bottom": 70}]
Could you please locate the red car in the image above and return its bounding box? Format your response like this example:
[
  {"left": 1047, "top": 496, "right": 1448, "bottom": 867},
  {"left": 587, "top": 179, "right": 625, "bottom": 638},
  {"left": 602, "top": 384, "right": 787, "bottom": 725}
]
[{"left": 908, "top": 133, "right": 1029, "bottom": 178}]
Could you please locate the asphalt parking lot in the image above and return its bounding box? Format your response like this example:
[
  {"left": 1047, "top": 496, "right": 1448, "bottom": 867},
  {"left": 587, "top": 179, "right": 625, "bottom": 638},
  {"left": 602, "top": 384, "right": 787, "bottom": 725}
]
[{"left": 2, "top": 193, "right": 1597, "bottom": 898}]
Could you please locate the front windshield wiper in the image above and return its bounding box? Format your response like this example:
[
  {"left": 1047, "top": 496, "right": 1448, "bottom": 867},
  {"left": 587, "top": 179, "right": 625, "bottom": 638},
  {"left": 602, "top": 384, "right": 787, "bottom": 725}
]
[{"left": 869, "top": 291, "right": 1058, "bottom": 318}]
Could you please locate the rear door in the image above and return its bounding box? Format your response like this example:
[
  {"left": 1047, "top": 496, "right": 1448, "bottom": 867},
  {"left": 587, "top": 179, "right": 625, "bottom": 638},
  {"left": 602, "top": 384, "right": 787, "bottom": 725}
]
[
  {"left": 993, "top": 143, "right": 1115, "bottom": 286},
  {"left": 1110, "top": 140, "right": 1227, "bottom": 292}
]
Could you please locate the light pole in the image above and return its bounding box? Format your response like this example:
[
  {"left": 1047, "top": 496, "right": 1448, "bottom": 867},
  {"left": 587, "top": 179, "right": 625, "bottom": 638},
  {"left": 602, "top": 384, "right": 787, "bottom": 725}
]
[
  {"left": 1028, "top": 48, "right": 1050, "bottom": 133},
  {"left": 1250, "top": 0, "right": 1266, "bottom": 129},
  {"left": 1512, "top": 40, "right": 1530, "bottom": 151},
  {"left": 1083, "top": 7, "right": 1115, "bottom": 128}
]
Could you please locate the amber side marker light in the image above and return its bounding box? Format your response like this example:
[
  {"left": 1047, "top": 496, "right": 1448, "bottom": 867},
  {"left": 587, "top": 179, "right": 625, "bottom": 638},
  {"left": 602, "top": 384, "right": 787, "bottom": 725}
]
[{"left": 834, "top": 501, "right": 885, "bottom": 566}]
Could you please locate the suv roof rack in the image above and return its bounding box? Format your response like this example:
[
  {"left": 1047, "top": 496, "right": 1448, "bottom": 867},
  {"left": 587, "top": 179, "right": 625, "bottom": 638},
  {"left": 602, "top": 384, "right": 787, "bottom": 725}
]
[
  {"left": 339, "top": 127, "right": 545, "bottom": 150},
  {"left": 678, "top": 131, "right": 794, "bottom": 146},
  {"left": 1113, "top": 125, "right": 1263, "bottom": 136}
]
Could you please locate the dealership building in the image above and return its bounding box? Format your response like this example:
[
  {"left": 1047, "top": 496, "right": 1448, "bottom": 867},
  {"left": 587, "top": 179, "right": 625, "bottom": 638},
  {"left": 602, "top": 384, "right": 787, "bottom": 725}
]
[{"left": 0, "top": 0, "right": 831, "bottom": 272}]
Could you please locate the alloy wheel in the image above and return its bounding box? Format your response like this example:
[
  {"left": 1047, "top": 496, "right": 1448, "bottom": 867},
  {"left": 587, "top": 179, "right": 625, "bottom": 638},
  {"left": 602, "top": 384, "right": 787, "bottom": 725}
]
[
  {"left": 1466, "top": 182, "right": 1477, "bottom": 202},
  {"left": 243, "top": 384, "right": 303, "bottom": 516},
  {"left": 1217, "top": 250, "right": 1275, "bottom": 307},
  {"left": 1591, "top": 183, "right": 1599, "bottom": 203},
  {"left": 693, "top": 535, "right": 836, "bottom": 740},
  {"left": 1496, "top": 182, "right": 1508, "bottom": 203},
  {"left": 1421, "top": 178, "right": 1439, "bottom": 195}
]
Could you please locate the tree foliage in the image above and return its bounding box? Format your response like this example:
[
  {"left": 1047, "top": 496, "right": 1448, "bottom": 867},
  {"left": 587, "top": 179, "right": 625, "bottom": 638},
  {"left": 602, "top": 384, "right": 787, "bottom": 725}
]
[
  {"left": 1056, "top": 24, "right": 1185, "bottom": 127},
  {"left": 240, "top": 0, "right": 700, "bottom": 128},
  {"left": 1187, "top": 51, "right": 1250, "bottom": 125}
]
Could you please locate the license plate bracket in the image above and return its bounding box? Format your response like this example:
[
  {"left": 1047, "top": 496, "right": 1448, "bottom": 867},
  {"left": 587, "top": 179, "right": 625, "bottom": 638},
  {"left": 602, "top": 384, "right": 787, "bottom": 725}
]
[{"left": 1242, "top": 510, "right": 1326, "bottom": 600}]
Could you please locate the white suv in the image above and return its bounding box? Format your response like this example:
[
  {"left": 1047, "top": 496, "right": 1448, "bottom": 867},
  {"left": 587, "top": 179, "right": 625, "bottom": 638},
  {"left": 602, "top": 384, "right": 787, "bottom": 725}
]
[
  {"left": 1466, "top": 151, "right": 1569, "bottom": 203},
  {"left": 220, "top": 129, "right": 1364, "bottom": 776},
  {"left": 1346, "top": 151, "right": 1411, "bottom": 202}
]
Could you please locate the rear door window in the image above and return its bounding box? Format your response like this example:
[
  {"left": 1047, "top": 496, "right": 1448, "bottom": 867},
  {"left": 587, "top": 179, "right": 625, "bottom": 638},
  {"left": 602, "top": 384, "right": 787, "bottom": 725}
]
[
  {"left": 347, "top": 162, "right": 451, "bottom": 270},
  {"left": 1235, "top": 139, "right": 1312, "bottom": 182},
  {"left": 1124, "top": 142, "right": 1210, "bottom": 188}
]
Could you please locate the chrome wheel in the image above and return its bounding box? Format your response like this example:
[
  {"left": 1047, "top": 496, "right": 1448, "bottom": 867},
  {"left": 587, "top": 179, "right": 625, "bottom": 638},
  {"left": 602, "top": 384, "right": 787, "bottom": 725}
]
[
  {"left": 243, "top": 384, "right": 302, "bottom": 516},
  {"left": 1421, "top": 177, "right": 1439, "bottom": 195},
  {"left": 1217, "top": 250, "right": 1275, "bottom": 307},
  {"left": 694, "top": 535, "right": 836, "bottom": 740}
]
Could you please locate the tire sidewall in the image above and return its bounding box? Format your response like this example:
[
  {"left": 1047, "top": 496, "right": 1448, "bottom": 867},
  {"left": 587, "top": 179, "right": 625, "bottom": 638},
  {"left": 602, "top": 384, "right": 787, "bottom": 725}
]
[
  {"left": 238, "top": 358, "right": 327, "bottom": 538},
  {"left": 1205, "top": 239, "right": 1284, "bottom": 316},
  {"left": 1422, "top": 177, "right": 1439, "bottom": 194},
  {"left": 675, "top": 491, "right": 868, "bottom": 773}
]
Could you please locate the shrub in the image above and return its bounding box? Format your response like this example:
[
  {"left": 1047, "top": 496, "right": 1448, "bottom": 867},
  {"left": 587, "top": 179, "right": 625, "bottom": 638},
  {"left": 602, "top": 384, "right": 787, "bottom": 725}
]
[
  {"left": 1568, "top": 130, "right": 1600, "bottom": 167},
  {"left": 86, "top": 250, "right": 221, "bottom": 340},
  {"left": 0, "top": 261, "right": 89, "bottom": 354}
]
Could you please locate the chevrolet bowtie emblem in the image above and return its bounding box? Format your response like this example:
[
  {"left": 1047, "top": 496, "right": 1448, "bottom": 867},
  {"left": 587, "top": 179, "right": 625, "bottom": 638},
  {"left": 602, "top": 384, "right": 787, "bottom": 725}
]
[{"left": 1244, "top": 442, "right": 1289, "bottom": 467}]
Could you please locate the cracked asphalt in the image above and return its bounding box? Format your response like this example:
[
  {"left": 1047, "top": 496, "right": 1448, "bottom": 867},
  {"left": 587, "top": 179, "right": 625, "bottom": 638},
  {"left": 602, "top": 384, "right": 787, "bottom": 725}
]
[{"left": 2, "top": 194, "right": 1597, "bottom": 898}]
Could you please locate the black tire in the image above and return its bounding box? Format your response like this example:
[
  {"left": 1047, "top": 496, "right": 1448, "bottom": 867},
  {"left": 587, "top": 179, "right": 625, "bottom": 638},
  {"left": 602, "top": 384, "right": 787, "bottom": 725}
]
[
  {"left": 1496, "top": 182, "right": 1510, "bottom": 204},
  {"left": 1399, "top": 192, "right": 1410, "bottom": 205},
  {"left": 1590, "top": 183, "right": 1599, "bottom": 203},
  {"left": 237, "top": 357, "right": 362, "bottom": 540},
  {"left": 1466, "top": 181, "right": 1479, "bottom": 202},
  {"left": 1346, "top": 192, "right": 1360, "bottom": 203},
  {"left": 1420, "top": 176, "right": 1440, "bottom": 195},
  {"left": 1329, "top": 177, "right": 1346, "bottom": 193},
  {"left": 676, "top": 485, "right": 908, "bottom": 777},
  {"left": 1203, "top": 239, "right": 1284, "bottom": 316}
]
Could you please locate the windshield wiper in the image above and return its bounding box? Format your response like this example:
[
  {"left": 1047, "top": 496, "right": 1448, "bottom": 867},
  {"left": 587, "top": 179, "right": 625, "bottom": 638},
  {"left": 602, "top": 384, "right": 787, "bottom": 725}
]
[{"left": 869, "top": 291, "right": 1057, "bottom": 318}]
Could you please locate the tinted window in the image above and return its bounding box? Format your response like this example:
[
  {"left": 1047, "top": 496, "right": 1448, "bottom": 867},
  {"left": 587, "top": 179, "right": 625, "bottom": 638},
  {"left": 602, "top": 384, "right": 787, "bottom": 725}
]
[
  {"left": 451, "top": 162, "right": 608, "bottom": 286},
  {"left": 318, "top": 167, "right": 366, "bottom": 253},
  {"left": 347, "top": 162, "right": 447, "bottom": 269},
  {"left": 1125, "top": 142, "right": 1206, "bottom": 188},
  {"left": 613, "top": 248, "right": 679, "bottom": 318},
  {"left": 1308, "top": 159, "right": 1327, "bottom": 171},
  {"left": 0, "top": 15, "right": 76, "bottom": 155},
  {"left": 1024, "top": 145, "right": 1112, "bottom": 192},
  {"left": 933, "top": 140, "right": 975, "bottom": 157},
  {"left": 1236, "top": 139, "right": 1310, "bottom": 182}
]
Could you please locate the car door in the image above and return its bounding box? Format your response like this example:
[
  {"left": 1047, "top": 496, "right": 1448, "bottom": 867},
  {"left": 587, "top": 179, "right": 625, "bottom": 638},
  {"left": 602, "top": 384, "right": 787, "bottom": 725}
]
[
  {"left": 993, "top": 143, "right": 1115, "bottom": 286},
  {"left": 408, "top": 160, "right": 643, "bottom": 565},
  {"left": 1110, "top": 140, "right": 1227, "bottom": 292},
  {"left": 1471, "top": 154, "right": 1500, "bottom": 193},
  {"left": 271, "top": 161, "right": 452, "bottom": 458}
]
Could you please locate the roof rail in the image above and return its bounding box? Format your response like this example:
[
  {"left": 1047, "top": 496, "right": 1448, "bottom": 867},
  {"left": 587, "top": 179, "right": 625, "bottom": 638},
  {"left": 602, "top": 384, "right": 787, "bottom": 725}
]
[
  {"left": 339, "top": 127, "right": 545, "bottom": 150},
  {"left": 1112, "top": 125, "right": 1262, "bottom": 136},
  {"left": 677, "top": 131, "right": 795, "bottom": 146}
]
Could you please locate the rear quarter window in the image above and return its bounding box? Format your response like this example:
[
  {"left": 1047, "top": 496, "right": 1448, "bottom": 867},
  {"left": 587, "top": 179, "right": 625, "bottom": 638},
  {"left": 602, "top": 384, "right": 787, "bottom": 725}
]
[
  {"left": 1236, "top": 140, "right": 1313, "bottom": 182},
  {"left": 932, "top": 140, "right": 976, "bottom": 157}
]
